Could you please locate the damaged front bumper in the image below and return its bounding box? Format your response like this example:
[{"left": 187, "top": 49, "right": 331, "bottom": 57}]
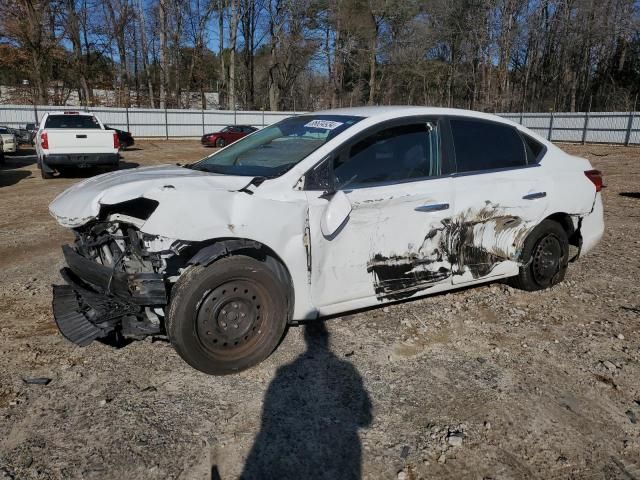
[{"left": 52, "top": 245, "right": 168, "bottom": 346}]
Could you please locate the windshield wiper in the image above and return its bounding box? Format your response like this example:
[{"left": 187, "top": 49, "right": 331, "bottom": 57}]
[
  {"left": 238, "top": 176, "right": 268, "bottom": 195},
  {"left": 187, "top": 163, "right": 225, "bottom": 173}
]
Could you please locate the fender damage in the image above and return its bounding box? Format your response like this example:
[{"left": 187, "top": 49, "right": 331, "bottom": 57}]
[{"left": 49, "top": 166, "right": 308, "bottom": 347}]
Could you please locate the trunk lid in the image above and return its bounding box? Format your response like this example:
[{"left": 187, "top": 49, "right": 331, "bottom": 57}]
[{"left": 45, "top": 129, "right": 115, "bottom": 153}]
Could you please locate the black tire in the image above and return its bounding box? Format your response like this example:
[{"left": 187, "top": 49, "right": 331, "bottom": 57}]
[
  {"left": 166, "top": 255, "right": 289, "bottom": 375},
  {"left": 508, "top": 219, "right": 569, "bottom": 291},
  {"left": 215, "top": 137, "right": 225, "bottom": 148}
]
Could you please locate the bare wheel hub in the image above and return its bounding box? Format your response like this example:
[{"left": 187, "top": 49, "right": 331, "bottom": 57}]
[
  {"left": 532, "top": 234, "right": 562, "bottom": 284},
  {"left": 196, "top": 280, "right": 263, "bottom": 351}
]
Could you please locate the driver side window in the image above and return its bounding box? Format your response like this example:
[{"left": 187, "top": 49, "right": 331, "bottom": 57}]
[{"left": 333, "top": 122, "right": 441, "bottom": 189}]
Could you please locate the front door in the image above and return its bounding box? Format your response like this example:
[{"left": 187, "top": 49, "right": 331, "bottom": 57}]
[{"left": 305, "top": 118, "right": 456, "bottom": 313}]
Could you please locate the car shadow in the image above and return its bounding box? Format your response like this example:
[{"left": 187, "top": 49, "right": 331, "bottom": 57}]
[
  {"left": 0, "top": 169, "right": 32, "bottom": 187},
  {"left": 119, "top": 161, "right": 140, "bottom": 170},
  {"left": 240, "top": 321, "right": 372, "bottom": 480},
  {"left": 619, "top": 192, "right": 640, "bottom": 199},
  {"left": 3, "top": 152, "right": 37, "bottom": 168},
  {"left": 11, "top": 147, "right": 36, "bottom": 156}
]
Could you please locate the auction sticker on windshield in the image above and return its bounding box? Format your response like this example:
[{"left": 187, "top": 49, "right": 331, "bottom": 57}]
[{"left": 304, "top": 119, "right": 344, "bottom": 130}]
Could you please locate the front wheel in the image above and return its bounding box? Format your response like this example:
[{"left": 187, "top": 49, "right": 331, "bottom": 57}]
[
  {"left": 166, "top": 256, "right": 289, "bottom": 375},
  {"left": 215, "top": 138, "right": 225, "bottom": 148},
  {"left": 508, "top": 219, "right": 569, "bottom": 291}
]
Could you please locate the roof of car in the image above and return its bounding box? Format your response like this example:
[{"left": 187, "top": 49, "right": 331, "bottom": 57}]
[{"left": 311, "top": 106, "right": 516, "bottom": 125}]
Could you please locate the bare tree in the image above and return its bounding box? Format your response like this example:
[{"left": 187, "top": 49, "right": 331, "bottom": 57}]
[
  {"left": 228, "top": 0, "right": 240, "bottom": 109},
  {"left": 158, "top": 0, "right": 169, "bottom": 108},
  {"left": 1, "top": 0, "right": 639, "bottom": 111}
]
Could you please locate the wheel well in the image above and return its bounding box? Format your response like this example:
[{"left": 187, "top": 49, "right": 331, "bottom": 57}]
[
  {"left": 545, "top": 212, "right": 581, "bottom": 247},
  {"left": 185, "top": 238, "right": 295, "bottom": 321}
]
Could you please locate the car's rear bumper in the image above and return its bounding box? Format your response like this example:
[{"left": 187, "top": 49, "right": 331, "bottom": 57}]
[
  {"left": 579, "top": 194, "right": 604, "bottom": 257},
  {"left": 44, "top": 153, "right": 119, "bottom": 167},
  {"left": 52, "top": 245, "right": 167, "bottom": 346}
]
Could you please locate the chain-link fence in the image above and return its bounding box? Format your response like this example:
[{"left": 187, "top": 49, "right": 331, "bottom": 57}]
[{"left": 1, "top": 104, "right": 638, "bottom": 145}]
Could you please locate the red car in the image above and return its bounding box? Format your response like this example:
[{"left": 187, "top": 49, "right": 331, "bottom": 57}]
[{"left": 201, "top": 125, "right": 258, "bottom": 147}]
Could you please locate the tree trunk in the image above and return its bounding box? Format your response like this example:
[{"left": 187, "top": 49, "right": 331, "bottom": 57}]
[
  {"left": 267, "top": 0, "right": 283, "bottom": 111},
  {"left": 136, "top": 0, "right": 154, "bottom": 107},
  {"left": 217, "top": 0, "right": 226, "bottom": 109},
  {"left": 159, "top": 0, "right": 168, "bottom": 109},
  {"left": 368, "top": 24, "right": 377, "bottom": 105},
  {"left": 228, "top": 0, "right": 240, "bottom": 110},
  {"left": 65, "top": 0, "right": 91, "bottom": 106}
]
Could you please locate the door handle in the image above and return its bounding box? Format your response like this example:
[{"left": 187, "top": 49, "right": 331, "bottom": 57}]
[
  {"left": 522, "top": 192, "right": 546, "bottom": 200},
  {"left": 415, "top": 203, "right": 450, "bottom": 212}
]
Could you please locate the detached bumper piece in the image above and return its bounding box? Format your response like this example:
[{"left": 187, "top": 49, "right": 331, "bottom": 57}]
[
  {"left": 53, "top": 285, "right": 105, "bottom": 346},
  {"left": 52, "top": 245, "right": 167, "bottom": 347}
]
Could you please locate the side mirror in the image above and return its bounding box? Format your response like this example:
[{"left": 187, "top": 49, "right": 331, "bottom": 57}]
[{"left": 321, "top": 190, "right": 352, "bottom": 237}]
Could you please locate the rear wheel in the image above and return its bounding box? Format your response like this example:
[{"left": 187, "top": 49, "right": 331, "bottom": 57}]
[
  {"left": 166, "top": 256, "right": 289, "bottom": 375},
  {"left": 215, "top": 138, "right": 226, "bottom": 148},
  {"left": 509, "top": 219, "right": 569, "bottom": 291}
]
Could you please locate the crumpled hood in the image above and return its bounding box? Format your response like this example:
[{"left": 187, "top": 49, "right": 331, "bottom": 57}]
[{"left": 49, "top": 164, "right": 253, "bottom": 228}]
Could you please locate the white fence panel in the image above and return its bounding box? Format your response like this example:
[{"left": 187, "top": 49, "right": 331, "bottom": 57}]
[{"left": 0, "top": 104, "right": 638, "bottom": 144}]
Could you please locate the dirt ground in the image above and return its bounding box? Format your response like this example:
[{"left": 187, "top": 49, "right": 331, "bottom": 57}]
[{"left": 0, "top": 140, "right": 639, "bottom": 480}]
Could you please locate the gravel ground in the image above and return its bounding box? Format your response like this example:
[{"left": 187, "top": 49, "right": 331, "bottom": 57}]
[{"left": 0, "top": 141, "right": 639, "bottom": 480}]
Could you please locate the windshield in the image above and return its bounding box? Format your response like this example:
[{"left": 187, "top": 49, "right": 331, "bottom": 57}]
[{"left": 189, "top": 114, "right": 363, "bottom": 177}]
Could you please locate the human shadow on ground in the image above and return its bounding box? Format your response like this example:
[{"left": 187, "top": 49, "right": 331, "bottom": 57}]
[{"left": 240, "top": 322, "right": 372, "bottom": 480}]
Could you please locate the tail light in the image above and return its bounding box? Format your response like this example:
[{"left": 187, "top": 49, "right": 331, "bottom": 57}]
[
  {"left": 113, "top": 132, "right": 120, "bottom": 149},
  {"left": 40, "top": 131, "right": 49, "bottom": 150},
  {"left": 584, "top": 169, "right": 603, "bottom": 192}
]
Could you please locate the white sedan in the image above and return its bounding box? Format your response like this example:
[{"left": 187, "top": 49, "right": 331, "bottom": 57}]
[
  {"left": 0, "top": 127, "right": 17, "bottom": 153},
  {"left": 49, "top": 107, "right": 604, "bottom": 374}
]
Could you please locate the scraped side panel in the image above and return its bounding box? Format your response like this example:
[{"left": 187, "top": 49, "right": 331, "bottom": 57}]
[{"left": 367, "top": 203, "right": 532, "bottom": 300}]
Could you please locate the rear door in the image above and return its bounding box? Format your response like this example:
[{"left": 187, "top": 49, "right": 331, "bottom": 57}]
[
  {"left": 446, "top": 117, "right": 551, "bottom": 285},
  {"left": 306, "top": 117, "right": 457, "bottom": 311}
]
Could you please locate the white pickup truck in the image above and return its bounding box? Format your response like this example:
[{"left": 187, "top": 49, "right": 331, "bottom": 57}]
[{"left": 36, "top": 111, "right": 120, "bottom": 179}]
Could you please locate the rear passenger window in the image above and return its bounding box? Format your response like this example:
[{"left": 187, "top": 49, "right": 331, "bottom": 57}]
[
  {"left": 44, "top": 115, "right": 101, "bottom": 129},
  {"left": 522, "top": 133, "right": 545, "bottom": 164},
  {"left": 450, "top": 119, "right": 526, "bottom": 173},
  {"left": 334, "top": 122, "right": 440, "bottom": 189}
]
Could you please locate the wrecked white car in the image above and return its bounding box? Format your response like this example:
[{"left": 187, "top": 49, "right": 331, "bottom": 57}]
[{"left": 49, "top": 107, "right": 604, "bottom": 374}]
